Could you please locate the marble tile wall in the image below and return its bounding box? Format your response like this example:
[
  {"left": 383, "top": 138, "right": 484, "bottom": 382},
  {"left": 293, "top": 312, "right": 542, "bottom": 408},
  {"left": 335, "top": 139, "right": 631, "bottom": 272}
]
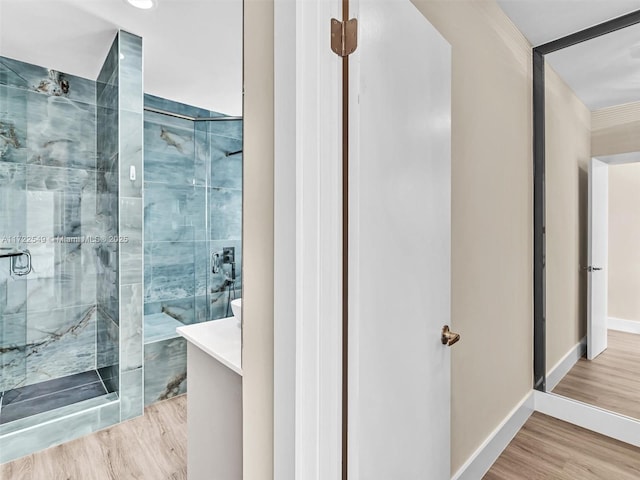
[
  {"left": 0, "top": 30, "right": 145, "bottom": 462},
  {"left": 0, "top": 396, "right": 120, "bottom": 463},
  {"left": 96, "top": 35, "right": 120, "bottom": 394},
  {"left": 117, "top": 31, "right": 144, "bottom": 421},
  {"left": 208, "top": 119, "right": 243, "bottom": 318},
  {"left": 0, "top": 55, "right": 101, "bottom": 392},
  {"left": 142, "top": 97, "right": 241, "bottom": 406},
  {"left": 0, "top": 160, "right": 27, "bottom": 391},
  {"left": 143, "top": 97, "right": 206, "bottom": 327},
  {"left": 143, "top": 337, "right": 187, "bottom": 406},
  {"left": 143, "top": 96, "right": 243, "bottom": 327}
]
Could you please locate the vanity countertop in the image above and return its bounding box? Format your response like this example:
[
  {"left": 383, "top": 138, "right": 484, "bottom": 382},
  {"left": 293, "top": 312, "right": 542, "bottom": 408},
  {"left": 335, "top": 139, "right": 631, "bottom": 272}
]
[{"left": 177, "top": 318, "right": 242, "bottom": 375}]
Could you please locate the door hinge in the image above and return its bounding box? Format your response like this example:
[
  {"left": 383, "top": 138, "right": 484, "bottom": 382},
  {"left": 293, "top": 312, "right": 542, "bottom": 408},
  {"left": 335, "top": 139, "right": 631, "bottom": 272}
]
[{"left": 331, "top": 18, "right": 358, "bottom": 57}]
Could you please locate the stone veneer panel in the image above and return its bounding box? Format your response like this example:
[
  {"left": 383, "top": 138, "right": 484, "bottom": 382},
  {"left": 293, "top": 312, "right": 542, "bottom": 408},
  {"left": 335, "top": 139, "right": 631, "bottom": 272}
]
[{"left": 118, "top": 31, "right": 144, "bottom": 421}]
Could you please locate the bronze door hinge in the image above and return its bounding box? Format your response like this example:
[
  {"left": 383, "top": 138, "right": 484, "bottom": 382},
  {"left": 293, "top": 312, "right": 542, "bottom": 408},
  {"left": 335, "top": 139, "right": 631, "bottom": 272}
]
[{"left": 331, "top": 18, "right": 358, "bottom": 57}]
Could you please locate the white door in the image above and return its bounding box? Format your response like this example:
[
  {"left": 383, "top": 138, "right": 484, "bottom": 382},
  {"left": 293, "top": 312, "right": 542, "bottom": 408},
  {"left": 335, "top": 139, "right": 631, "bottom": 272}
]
[
  {"left": 588, "top": 157, "right": 609, "bottom": 360},
  {"left": 348, "top": 0, "right": 452, "bottom": 478}
]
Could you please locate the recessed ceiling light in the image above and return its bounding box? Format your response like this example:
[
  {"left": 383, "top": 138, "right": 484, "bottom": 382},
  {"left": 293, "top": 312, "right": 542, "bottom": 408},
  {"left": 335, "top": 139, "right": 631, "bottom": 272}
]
[{"left": 126, "top": 0, "right": 156, "bottom": 10}]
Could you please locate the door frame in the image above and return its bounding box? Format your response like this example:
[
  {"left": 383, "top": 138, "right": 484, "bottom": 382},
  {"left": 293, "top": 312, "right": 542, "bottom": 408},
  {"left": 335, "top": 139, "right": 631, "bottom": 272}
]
[
  {"left": 274, "top": 1, "right": 451, "bottom": 478},
  {"left": 532, "top": 9, "right": 640, "bottom": 392},
  {"left": 586, "top": 153, "right": 640, "bottom": 359},
  {"left": 587, "top": 157, "right": 609, "bottom": 360},
  {"left": 273, "top": 1, "right": 344, "bottom": 479}
]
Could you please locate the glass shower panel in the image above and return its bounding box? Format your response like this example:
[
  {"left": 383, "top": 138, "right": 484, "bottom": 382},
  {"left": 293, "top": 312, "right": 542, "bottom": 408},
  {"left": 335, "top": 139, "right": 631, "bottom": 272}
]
[
  {"left": 0, "top": 76, "right": 28, "bottom": 396},
  {"left": 143, "top": 107, "right": 199, "bottom": 326},
  {"left": 0, "top": 55, "right": 117, "bottom": 428},
  {"left": 207, "top": 119, "right": 243, "bottom": 321}
]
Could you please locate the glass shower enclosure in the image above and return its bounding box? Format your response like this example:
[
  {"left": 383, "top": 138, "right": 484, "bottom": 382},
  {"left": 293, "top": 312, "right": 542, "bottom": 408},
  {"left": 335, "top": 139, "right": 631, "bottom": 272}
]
[
  {"left": 0, "top": 30, "right": 144, "bottom": 464},
  {"left": 142, "top": 96, "right": 243, "bottom": 405}
]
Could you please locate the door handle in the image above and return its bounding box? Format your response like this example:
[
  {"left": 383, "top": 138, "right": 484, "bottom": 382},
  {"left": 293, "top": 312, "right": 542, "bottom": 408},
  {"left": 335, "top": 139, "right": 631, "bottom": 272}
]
[{"left": 441, "top": 325, "right": 460, "bottom": 347}]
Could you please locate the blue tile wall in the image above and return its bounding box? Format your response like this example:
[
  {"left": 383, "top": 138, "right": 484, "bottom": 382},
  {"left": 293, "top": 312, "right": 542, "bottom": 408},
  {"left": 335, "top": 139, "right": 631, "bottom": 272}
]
[
  {"left": 145, "top": 241, "right": 196, "bottom": 303},
  {"left": 25, "top": 93, "right": 96, "bottom": 170},
  {"left": 0, "top": 56, "right": 97, "bottom": 106},
  {"left": 0, "top": 396, "right": 120, "bottom": 464},
  {"left": 25, "top": 305, "right": 97, "bottom": 385},
  {"left": 0, "top": 160, "right": 28, "bottom": 391},
  {"left": 143, "top": 295, "right": 209, "bottom": 325},
  {"left": 0, "top": 313, "right": 26, "bottom": 392},
  {"left": 210, "top": 188, "right": 242, "bottom": 240},
  {"left": 96, "top": 309, "right": 119, "bottom": 393},
  {"left": 0, "top": 54, "right": 102, "bottom": 392},
  {"left": 142, "top": 96, "right": 242, "bottom": 405},
  {"left": 120, "top": 283, "right": 143, "bottom": 372},
  {"left": 144, "top": 119, "right": 206, "bottom": 187},
  {"left": 143, "top": 337, "right": 187, "bottom": 406},
  {"left": 209, "top": 118, "right": 243, "bottom": 141},
  {"left": 96, "top": 34, "right": 120, "bottom": 400},
  {"left": 0, "top": 61, "right": 29, "bottom": 90},
  {"left": 145, "top": 93, "right": 219, "bottom": 119},
  {"left": 143, "top": 95, "right": 242, "bottom": 330},
  {"left": 120, "top": 367, "right": 143, "bottom": 421},
  {"left": 0, "top": 391, "right": 118, "bottom": 438},
  {"left": 0, "top": 85, "right": 28, "bottom": 164},
  {"left": 0, "top": 30, "right": 147, "bottom": 461},
  {"left": 118, "top": 31, "right": 144, "bottom": 421},
  {"left": 208, "top": 119, "right": 242, "bottom": 313},
  {"left": 144, "top": 184, "right": 206, "bottom": 242},
  {"left": 210, "top": 135, "right": 242, "bottom": 190}
]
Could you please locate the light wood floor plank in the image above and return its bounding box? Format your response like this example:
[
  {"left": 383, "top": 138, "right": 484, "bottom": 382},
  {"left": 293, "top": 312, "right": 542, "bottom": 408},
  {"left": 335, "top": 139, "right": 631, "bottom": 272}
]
[
  {"left": 553, "top": 330, "right": 640, "bottom": 420},
  {"left": 0, "top": 395, "right": 187, "bottom": 480},
  {"left": 484, "top": 412, "right": 640, "bottom": 479}
]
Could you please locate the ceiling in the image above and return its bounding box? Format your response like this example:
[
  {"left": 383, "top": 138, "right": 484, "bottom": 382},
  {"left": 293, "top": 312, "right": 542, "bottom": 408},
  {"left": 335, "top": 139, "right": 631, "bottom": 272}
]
[
  {"left": 598, "top": 151, "right": 640, "bottom": 164},
  {"left": 0, "top": 0, "right": 242, "bottom": 115},
  {"left": 545, "top": 22, "right": 640, "bottom": 110},
  {"left": 497, "top": 0, "right": 640, "bottom": 110}
]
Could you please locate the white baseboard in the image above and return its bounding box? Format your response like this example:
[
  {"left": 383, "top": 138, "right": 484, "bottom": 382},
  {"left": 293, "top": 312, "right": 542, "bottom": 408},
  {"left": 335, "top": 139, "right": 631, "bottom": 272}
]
[
  {"left": 452, "top": 387, "right": 640, "bottom": 478},
  {"left": 546, "top": 337, "right": 586, "bottom": 391},
  {"left": 533, "top": 391, "right": 640, "bottom": 448},
  {"left": 608, "top": 317, "right": 640, "bottom": 334},
  {"left": 451, "top": 392, "right": 534, "bottom": 480}
]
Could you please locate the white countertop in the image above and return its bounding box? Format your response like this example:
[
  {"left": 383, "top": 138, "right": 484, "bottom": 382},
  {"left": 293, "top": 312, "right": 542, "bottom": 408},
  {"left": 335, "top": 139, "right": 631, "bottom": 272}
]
[{"left": 177, "top": 318, "right": 242, "bottom": 376}]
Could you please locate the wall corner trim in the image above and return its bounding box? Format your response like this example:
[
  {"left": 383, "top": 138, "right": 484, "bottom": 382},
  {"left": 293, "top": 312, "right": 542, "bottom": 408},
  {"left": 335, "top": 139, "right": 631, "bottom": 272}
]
[
  {"left": 546, "top": 337, "right": 587, "bottom": 391},
  {"left": 451, "top": 392, "right": 534, "bottom": 480}
]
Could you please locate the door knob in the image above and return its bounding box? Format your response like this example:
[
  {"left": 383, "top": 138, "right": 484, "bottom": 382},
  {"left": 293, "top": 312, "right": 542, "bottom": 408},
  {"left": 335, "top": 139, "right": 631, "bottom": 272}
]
[{"left": 441, "top": 325, "right": 460, "bottom": 346}]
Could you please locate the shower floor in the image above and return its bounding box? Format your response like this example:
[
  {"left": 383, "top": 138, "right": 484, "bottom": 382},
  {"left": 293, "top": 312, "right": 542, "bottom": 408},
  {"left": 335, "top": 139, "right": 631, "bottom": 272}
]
[{"left": 0, "top": 370, "right": 109, "bottom": 425}]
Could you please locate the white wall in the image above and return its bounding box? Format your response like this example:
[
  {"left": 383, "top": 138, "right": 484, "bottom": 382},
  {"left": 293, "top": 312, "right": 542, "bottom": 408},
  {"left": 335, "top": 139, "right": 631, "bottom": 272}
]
[
  {"left": 592, "top": 102, "right": 640, "bottom": 157},
  {"left": 244, "top": 0, "right": 590, "bottom": 476},
  {"left": 545, "top": 66, "right": 591, "bottom": 374},
  {"left": 409, "top": 1, "right": 533, "bottom": 472},
  {"left": 608, "top": 163, "right": 640, "bottom": 323},
  {"left": 243, "top": 1, "right": 275, "bottom": 479}
]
